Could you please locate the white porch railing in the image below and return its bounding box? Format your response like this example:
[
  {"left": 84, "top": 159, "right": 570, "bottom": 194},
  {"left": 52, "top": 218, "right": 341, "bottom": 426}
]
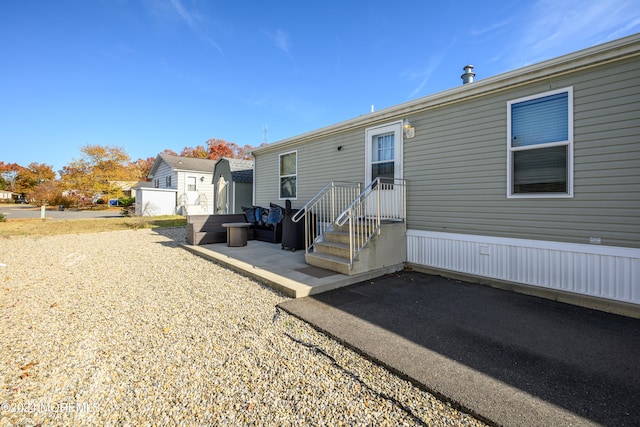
[
  {"left": 178, "top": 192, "right": 209, "bottom": 215},
  {"left": 292, "top": 181, "right": 362, "bottom": 253},
  {"left": 196, "top": 192, "right": 209, "bottom": 213},
  {"left": 335, "top": 177, "right": 406, "bottom": 270},
  {"left": 177, "top": 193, "right": 189, "bottom": 215}
]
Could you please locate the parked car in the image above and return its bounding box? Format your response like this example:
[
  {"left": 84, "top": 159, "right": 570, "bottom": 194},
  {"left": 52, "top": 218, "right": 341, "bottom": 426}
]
[{"left": 15, "top": 197, "right": 27, "bottom": 204}]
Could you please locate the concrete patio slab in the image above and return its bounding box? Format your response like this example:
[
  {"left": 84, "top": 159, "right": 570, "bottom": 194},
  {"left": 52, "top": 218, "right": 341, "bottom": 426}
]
[{"left": 180, "top": 240, "right": 403, "bottom": 298}]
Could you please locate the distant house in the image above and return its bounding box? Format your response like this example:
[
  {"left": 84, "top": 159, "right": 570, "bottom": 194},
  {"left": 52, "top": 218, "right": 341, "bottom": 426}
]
[
  {"left": 212, "top": 157, "right": 254, "bottom": 214},
  {"left": 142, "top": 154, "right": 217, "bottom": 216},
  {"left": 251, "top": 33, "right": 640, "bottom": 312},
  {"left": 110, "top": 181, "right": 140, "bottom": 199},
  {"left": 0, "top": 190, "right": 14, "bottom": 202}
]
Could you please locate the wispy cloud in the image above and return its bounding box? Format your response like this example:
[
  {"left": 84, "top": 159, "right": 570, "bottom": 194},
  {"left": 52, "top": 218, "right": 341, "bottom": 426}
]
[
  {"left": 470, "top": 19, "right": 511, "bottom": 37},
  {"left": 402, "top": 50, "right": 447, "bottom": 99},
  {"left": 168, "top": 0, "right": 223, "bottom": 55},
  {"left": 270, "top": 29, "right": 293, "bottom": 60},
  {"left": 507, "top": 0, "right": 640, "bottom": 67}
]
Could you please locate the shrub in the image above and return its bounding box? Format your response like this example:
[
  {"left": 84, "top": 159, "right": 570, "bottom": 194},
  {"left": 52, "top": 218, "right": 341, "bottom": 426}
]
[
  {"left": 118, "top": 197, "right": 135, "bottom": 207},
  {"left": 0, "top": 213, "right": 5, "bottom": 222},
  {"left": 49, "top": 195, "right": 75, "bottom": 208}
]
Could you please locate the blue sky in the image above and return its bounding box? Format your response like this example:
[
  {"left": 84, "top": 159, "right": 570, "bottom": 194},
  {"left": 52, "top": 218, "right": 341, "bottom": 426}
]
[{"left": 2, "top": 0, "right": 639, "bottom": 174}]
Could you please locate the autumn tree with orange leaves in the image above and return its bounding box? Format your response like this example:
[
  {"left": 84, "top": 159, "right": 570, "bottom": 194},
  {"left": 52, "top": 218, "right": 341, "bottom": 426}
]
[
  {"left": 59, "top": 145, "right": 141, "bottom": 204},
  {"left": 132, "top": 157, "right": 156, "bottom": 181},
  {"left": 0, "top": 161, "right": 23, "bottom": 191},
  {"left": 15, "top": 162, "right": 56, "bottom": 194},
  {"left": 1, "top": 138, "right": 256, "bottom": 206},
  {"left": 179, "top": 138, "right": 253, "bottom": 160}
]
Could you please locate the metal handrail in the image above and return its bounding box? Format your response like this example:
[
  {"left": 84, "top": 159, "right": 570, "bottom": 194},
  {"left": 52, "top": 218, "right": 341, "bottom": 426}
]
[
  {"left": 335, "top": 177, "right": 406, "bottom": 270},
  {"left": 291, "top": 181, "right": 362, "bottom": 253},
  {"left": 197, "top": 192, "right": 209, "bottom": 213},
  {"left": 177, "top": 193, "right": 189, "bottom": 215}
]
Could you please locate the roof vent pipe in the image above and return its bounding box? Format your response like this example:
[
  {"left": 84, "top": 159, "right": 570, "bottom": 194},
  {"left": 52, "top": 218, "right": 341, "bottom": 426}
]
[{"left": 461, "top": 65, "right": 475, "bottom": 84}]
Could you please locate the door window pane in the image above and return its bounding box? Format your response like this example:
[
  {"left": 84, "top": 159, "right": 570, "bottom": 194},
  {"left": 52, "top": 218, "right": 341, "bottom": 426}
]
[
  {"left": 187, "top": 177, "right": 197, "bottom": 192},
  {"left": 372, "top": 133, "right": 394, "bottom": 180}
]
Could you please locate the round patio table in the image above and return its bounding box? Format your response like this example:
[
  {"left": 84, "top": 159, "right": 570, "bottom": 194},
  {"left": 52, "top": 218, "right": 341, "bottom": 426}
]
[{"left": 222, "top": 222, "right": 253, "bottom": 247}]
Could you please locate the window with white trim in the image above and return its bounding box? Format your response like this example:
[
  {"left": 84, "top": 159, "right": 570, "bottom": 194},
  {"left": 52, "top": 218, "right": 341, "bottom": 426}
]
[
  {"left": 371, "top": 133, "right": 395, "bottom": 181},
  {"left": 507, "top": 87, "right": 573, "bottom": 197},
  {"left": 187, "top": 176, "right": 197, "bottom": 192},
  {"left": 279, "top": 151, "right": 297, "bottom": 199},
  {"left": 166, "top": 176, "right": 171, "bottom": 187}
]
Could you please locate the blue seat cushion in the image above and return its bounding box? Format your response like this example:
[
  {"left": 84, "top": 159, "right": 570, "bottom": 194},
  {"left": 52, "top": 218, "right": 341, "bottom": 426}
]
[
  {"left": 242, "top": 206, "right": 256, "bottom": 224},
  {"left": 267, "top": 203, "right": 284, "bottom": 225}
]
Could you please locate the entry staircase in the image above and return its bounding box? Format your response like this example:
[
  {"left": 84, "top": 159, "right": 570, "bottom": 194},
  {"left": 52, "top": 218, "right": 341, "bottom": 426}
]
[
  {"left": 178, "top": 192, "right": 209, "bottom": 215},
  {"left": 292, "top": 178, "right": 406, "bottom": 275}
]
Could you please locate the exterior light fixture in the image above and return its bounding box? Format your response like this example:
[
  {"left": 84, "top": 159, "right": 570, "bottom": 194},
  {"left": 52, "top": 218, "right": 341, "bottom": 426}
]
[{"left": 403, "top": 119, "right": 415, "bottom": 139}]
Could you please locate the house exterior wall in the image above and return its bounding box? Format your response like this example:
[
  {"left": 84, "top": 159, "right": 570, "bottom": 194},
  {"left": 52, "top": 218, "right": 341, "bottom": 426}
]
[
  {"left": 252, "top": 36, "right": 640, "bottom": 306},
  {"left": 256, "top": 55, "right": 639, "bottom": 246},
  {"left": 254, "top": 129, "right": 365, "bottom": 208},
  {"left": 404, "top": 55, "right": 639, "bottom": 249},
  {"left": 135, "top": 188, "right": 177, "bottom": 216},
  {"left": 152, "top": 161, "right": 175, "bottom": 189},
  {"left": 177, "top": 171, "right": 214, "bottom": 213},
  {"left": 401, "top": 56, "right": 640, "bottom": 305},
  {"left": 150, "top": 159, "right": 214, "bottom": 214},
  {"left": 233, "top": 182, "right": 252, "bottom": 213}
]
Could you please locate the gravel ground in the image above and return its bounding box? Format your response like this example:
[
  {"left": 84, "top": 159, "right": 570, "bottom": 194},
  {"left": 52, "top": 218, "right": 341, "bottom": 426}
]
[{"left": 0, "top": 227, "right": 487, "bottom": 426}]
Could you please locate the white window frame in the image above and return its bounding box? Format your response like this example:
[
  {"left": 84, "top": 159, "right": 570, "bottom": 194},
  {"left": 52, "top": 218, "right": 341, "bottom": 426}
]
[
  {"left": 279, "top": 150, "right": 297, "bottom": 200},
  {"left": 507, "top": 87, "right": 574, "bottom": 199},
  {"left": 186, "top": 176, "right": 197, "bottom": 192}
]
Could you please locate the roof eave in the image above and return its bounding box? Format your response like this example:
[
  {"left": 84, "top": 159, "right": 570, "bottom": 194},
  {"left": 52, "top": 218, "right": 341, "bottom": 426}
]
[{"left": 252, "top": 33, "right": 640, "bottom": 155}]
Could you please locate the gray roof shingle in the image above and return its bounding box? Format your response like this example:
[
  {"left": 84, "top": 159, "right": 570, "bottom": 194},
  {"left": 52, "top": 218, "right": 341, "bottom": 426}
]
[{"left": 159, "top": 153, "right": 217, "bottom": 173}]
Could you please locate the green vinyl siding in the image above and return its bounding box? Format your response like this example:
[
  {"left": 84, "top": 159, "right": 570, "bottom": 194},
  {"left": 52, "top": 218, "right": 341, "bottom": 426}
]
[
  {"left": 405, "top": 55, "right": 639, "bottom": 248},
  {"left": 254, "top": 130, "right": 366, "bottom": 208},
  {"left": 254, "top": 52, "right": 639, "bottom": 249}
]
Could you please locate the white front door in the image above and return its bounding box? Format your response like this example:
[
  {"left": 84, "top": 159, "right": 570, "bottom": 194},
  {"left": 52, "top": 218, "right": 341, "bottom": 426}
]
[
  {"left": 185, "top": 176, "right": 198, "bottom": 206},
  {"left": 365, "top": 122, "right": 403, "bottom": 218}
]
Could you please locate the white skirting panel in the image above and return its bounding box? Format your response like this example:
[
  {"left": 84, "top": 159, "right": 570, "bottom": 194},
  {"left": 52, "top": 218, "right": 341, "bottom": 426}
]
[{"left": 406, "top": 230, "right": 640, "bottom": 305}]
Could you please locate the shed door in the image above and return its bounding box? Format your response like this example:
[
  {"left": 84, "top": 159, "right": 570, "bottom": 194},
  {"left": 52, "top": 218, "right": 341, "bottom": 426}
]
[
  {"left": 365, "top": 122, "right": 403, "bottom": 217},
  {"left": 216, "top": 176, "right": 228, "bottom": 214}
]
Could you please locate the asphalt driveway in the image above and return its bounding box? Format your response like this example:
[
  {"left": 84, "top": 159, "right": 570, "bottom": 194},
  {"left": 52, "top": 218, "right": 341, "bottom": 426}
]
[
  {"left": 0, "top": 204, "right": 123, "bottom": 220},
  {"left": 279, "top": 270, "right": 640, "bottom": 427}
]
